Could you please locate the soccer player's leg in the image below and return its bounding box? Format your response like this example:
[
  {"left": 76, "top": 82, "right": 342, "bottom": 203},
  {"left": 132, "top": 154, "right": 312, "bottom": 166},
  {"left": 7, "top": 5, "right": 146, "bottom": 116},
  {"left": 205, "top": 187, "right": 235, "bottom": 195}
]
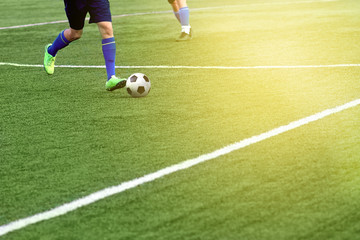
[
  {"left": 89, "top": 0, "right": 126, "bottom": 91},
  {"left": 97, "top": 22, "right": 126, "bottom": 91},
  {"left": 169, "top": 0, "right": 181, "bottom": 23},
  {"left": 44, "top": 0, "right": 86, "bottom": 75},
  {"left": 44, "top": 30, "right": 70, "bottom": 75},
  {"left": 176, "top": 0, "right": 192, "bottom": 41},
  {"left": 44, "top": 29, "right": 81, "bottom": 75}
]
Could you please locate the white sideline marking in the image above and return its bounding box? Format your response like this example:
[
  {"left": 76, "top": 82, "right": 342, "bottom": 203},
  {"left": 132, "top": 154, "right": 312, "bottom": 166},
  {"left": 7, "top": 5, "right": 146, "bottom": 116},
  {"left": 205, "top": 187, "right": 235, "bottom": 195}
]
[
  {"left": 0, "top": 98, "right": 359, "bottom": 237},
  {"left": 1, "top": 62, "right": 360, "bottom": 70},
  {"left": 0, "top": 0, "right": 337, "bottom": 30}
]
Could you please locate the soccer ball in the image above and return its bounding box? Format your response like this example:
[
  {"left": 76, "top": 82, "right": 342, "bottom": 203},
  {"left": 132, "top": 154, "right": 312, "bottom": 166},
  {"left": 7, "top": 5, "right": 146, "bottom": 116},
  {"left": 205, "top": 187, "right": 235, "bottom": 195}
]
[{"left": 126, "top": 73, "right": 151, "bottom": 98}]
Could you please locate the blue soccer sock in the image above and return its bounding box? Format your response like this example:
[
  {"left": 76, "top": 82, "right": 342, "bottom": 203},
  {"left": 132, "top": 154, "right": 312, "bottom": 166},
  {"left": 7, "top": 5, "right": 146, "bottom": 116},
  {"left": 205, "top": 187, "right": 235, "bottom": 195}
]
[
  {"left": 48, "top": 30, "right": 71, "bottom": 57},
  {"left": 179, "top": 7, "right": 190, "bottom": 26},
  {"left": 174, "top": 11, "right": 181, "bottom": 23},
  {"left": 102, "top": 37, "right": 116, "bottom": 80}
]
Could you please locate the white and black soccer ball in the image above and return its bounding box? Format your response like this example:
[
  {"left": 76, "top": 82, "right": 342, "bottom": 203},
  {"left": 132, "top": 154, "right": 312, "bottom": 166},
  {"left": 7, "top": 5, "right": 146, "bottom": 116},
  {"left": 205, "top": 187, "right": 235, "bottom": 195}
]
[{"left": 126, "top": 73, "right": 151, "bottom": 98}]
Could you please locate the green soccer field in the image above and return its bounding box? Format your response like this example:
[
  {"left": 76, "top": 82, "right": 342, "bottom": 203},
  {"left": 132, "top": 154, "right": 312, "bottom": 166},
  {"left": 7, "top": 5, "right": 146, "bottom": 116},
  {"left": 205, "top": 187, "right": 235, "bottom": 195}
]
[{"left": 1, "top": 0, "right": 360, "bottom": 239}]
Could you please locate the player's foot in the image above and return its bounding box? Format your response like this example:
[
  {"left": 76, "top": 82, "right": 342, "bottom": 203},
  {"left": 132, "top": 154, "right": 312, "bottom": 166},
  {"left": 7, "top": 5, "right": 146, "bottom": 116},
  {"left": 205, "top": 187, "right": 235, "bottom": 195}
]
[
  {"left": 44, "top": 44, "right": 56, "bottom": 75},
  {"left": 176, "top": 28, "right": 193, "bottom": 42},
  {"left": 105, "top": 75, "right": 127, "bottom": 91}
]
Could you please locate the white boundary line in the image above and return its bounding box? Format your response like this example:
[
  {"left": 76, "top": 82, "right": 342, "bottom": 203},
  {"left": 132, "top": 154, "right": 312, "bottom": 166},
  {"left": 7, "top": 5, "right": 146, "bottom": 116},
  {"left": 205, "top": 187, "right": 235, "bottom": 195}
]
[
  {"left": 0, "top": 98, "right": 359, "bottom": 237},
  {"left": 1, "top": 62, "right": 360, "bottom": 70},
  {"left": 0, "top": 0, "right": 337, "bottom": 30}
]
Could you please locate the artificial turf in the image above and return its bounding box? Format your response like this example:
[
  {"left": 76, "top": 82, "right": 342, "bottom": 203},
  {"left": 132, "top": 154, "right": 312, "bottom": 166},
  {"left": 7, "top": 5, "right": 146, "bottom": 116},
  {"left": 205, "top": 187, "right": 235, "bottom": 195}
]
[{"left": 1, "top": 0, "right": 359, "bottom": 239}]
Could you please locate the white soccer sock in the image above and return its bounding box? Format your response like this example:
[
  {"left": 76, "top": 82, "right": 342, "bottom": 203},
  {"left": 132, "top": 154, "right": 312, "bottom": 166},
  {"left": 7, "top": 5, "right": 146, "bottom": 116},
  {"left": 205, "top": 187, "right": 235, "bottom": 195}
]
[{"left": 181, "top": 25, "right": 191, "bottom": 34}]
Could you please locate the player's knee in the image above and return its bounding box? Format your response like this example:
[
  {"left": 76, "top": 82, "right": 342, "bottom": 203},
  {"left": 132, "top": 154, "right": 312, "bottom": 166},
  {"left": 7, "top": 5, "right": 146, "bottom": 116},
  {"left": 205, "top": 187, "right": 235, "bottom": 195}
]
[
  {"left": 72, "top": 32, "right": 82, "bottom": 41},
  {"left": 69, "top": 29, "right": 83, "bottom": 41},
  {"left": 168, "top": 0, "right": 175, "bottom": 4},
  {"left": 71, "top": 35, "right": 81, "bottom": 41},
  {"left": 102, "top": 29, "right": 113, "bottom": 39},
  {"left": 97, "top": 23, "right": 113, "bottom": 39},
  {"left": 177, "top": 0, "right": 187, "bottom": 6},
  {"left": 100, "top": 28, "right": 113, "bottom": 39}
]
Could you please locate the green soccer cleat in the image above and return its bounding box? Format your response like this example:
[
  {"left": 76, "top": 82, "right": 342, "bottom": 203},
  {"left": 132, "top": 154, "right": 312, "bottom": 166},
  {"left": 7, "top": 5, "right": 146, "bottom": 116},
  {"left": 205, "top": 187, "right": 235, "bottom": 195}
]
[
  {"left": 105, "top": 75, "right": 127, "bottom": 91},
  {"left": 44, "top": 44, "right": 56, "bottom": 75}
]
